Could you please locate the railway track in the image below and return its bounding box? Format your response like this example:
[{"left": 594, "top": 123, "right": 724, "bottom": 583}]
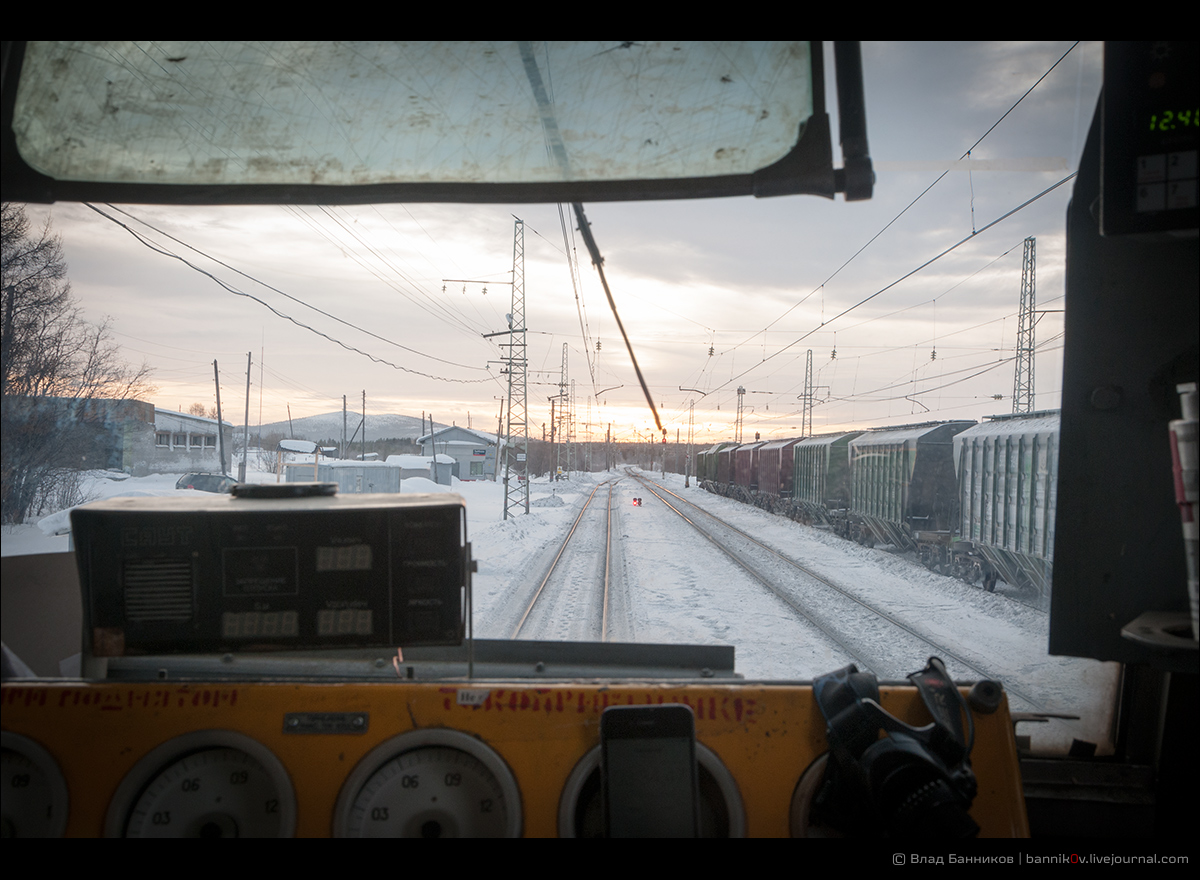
[
  {"left": 627, "top": 470, "right": 1050, "bottom": 713},
  {"left": 509, "top": 480, "right": 618, "bottom": 641}
]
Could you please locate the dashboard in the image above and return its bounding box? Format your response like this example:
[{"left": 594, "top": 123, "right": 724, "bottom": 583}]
[
  {"left": 4, "top": 494, "right": 1029, "bottom": 837},
  {"left": 2, "top": 678, "right": 1029, "bottom": 837}
]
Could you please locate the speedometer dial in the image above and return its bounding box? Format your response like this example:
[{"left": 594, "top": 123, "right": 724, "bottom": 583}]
[
  {"left": 335, "top": 729, "right": 521, "bottom": 837},
  {"left": 1, "top": 733, "right": 69, "bottom": 838},
  {"left": 106, "top": 731, "right": 295, "bottom": 838}
]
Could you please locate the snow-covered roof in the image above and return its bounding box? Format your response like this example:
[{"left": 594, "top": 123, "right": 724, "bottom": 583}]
[
  {"left": 278, "top": 439, "right": 317, "bottom": 453},
  {"left": 155, "top": 408, "right": 233, "bottom": 430},
  {"left": 957, "top": 411, "right": 1060, "bottom": 441},
  {"left": 386, "top": 454, "right": 433, "bottom": 468},
  {"left": 853, "top": 421, "right": 975, "bottom": 446},
  {"left": 418, "top": 425, "right": 497, "bottom": 445},
  {"left": 426, "top": 440, "right": 497, "bottom": 449}
]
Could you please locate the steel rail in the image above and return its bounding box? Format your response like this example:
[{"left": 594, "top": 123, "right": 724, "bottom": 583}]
[
  {"left": 628, "top": 472, "right": 876, "bottom": 673},
  {"left": 511, "top": 481, "right": 613, "bottom": 640},
  {"left": 629, "top": 470, "right": 1048, "bottom": 712},
  {"left": 601, "top": 482, "right": 614, "bottom": 642}
]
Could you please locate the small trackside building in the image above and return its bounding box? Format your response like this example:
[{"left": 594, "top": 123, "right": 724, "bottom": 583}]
[{"left": 418, "top": 426, "right": 498, "bottom": 481}]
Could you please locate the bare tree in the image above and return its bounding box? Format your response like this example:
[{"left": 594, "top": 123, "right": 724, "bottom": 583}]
[
  {"left": 2, "top": 203, "right": 155, "bottom": 523},
  {"left": 188, "top": 402, "right": 219, "bottom": 419}
]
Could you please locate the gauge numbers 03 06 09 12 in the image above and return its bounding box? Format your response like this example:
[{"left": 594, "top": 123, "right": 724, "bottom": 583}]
[
  {"left": 107, "top": 731, "right": 296, "bottom": 838},
  {"left": 337, "top": 729, "right": 522, "bottom": 837},
  {"left": 2, "top": 733, "right": 70, "bottom": 838}
]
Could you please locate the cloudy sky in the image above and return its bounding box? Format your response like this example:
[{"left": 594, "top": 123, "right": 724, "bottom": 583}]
[{"left": 19, "top": 41, "right": 1102, "bottom": 446}]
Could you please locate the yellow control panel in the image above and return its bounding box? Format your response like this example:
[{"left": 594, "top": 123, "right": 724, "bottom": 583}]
[{"left": 1, "top": 680, "right": 1028, "bottom": 837}]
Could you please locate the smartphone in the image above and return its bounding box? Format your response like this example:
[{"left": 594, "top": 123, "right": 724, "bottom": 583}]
[{"left": 600, "top": 704, "right": 700, "bottom": 838}]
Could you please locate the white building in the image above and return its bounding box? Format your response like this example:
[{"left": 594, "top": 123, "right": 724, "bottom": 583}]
[
  {"left": 151, "top": 408, "right": 236, "bottom": 474},
  {"left": 418, "top": 426, "right": 498, "bottom": 480}
]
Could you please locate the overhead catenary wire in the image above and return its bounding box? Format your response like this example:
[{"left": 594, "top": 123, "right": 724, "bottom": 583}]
[
  {"left": 308, "top": 204, "right": 496, "bottom": 341},
  {"left": 719, "top": 42, "right": 1081, "bottom": 364},
  {"left": 102, "top": 203, "right": 492, "bottom": 373},
  {"left": 557, "top": 202, "right": 599, "bottom": 397},
  {"left": 663, "top": 42, "right": 1082, "bottom": 429},
  {"left": 86, "top": 203, "right": 498, "bottom": 386},
  {"left": 705, "top": 171, "right": 1077, "bottom": 400}
]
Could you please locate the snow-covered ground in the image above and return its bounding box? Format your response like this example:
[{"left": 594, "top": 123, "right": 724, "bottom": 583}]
[{"left": 1, "top": 466, "right": 1118, "bottom": 755}]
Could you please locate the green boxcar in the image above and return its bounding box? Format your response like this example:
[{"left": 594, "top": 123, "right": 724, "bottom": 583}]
[
  {"left": 848, "top": 422, "right": 975, "bottom": 549},
  {"left": 953, "top": 411, "right": 1059, "bottom": 596},
  {"left": 697, "top": 442, "right": 736, "bottom": 484},
  {"left": 792, "top": 432, "right": 862, "bottom": 521}
]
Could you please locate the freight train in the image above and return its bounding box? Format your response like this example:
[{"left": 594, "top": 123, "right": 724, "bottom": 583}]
[{"left": 699, "top": 413, "right": 1060, "bottom": 597}]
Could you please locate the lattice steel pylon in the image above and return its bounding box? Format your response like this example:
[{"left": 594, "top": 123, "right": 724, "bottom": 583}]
[
  {"left": 555, "top": 343, "right": 569, "bottom": 479},
  {"left": 585, "top": 395, "right": 593, "bottom": 473},
  {"left": 801, "top": 349, "right": 814, "bottom": 438},
  {"left": 569, "top": 378, "right": 576, "bottom": 476},
  {"left": 503, "top": 219, "right": 529, "bottom": 518},
  {"left": 685, "top": 398, "right": 694, "bottom": 487},
  {"left": 1012, "top": 236, "right": 1036, "bottom": 414}
]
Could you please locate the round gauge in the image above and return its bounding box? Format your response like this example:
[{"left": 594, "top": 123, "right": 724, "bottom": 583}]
[
  {"left": 558, "top": 743, "right": 744, "bottom": 838},
  {"left": 106, "top": 731, "right": 295, "bottom": 838},
  {"left": 335, "top": 729, "right": 521, "bottom": 837},
  {"left": 2, "top": 733, "right": 70, "bottom": 838},
  {"left": 789, "top": 753, "right": 845, "bottom": 838}
]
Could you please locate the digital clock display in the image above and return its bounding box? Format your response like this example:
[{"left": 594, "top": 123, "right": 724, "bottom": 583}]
[
  {"left": 1148, "top": 109, "right": 1199, "bottom": 132},
  {"left": 1104, "top": 41, "right": 1199, "bottom": 235}
]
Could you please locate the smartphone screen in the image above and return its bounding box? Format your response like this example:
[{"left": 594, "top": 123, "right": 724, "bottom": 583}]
[{"left": 601, "top": 704, "right": 699, "bottom": 838}]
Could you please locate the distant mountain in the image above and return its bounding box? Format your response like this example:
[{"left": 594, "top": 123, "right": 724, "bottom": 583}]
[{"left": 245, "top": 412, "right": 441, "bottom": 443}]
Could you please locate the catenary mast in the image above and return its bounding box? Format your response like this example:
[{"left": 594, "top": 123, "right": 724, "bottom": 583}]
[{"left": 503, "top": 219, "right": 530, "bottom": 518}]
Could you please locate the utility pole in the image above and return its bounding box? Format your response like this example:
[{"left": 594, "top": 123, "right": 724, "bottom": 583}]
[
  {"left": 257, "top": 339, "right": 264, "bottom": 453},
  {"left": 801, "top": 349, "right": 814, "bottom": 439},
  {"left": 493, "top": 398, "right": 505, "bottom": 482},
  {"left": 679, "top": 387, "right": 703, "bottom": 487},
  {"left": 585, "top": 396, "right": 593, "bottom": 473},
  {"left": 1013, "top": 236, "right": 1036, "bottom": 413},
  {"left": 240, "top": 351, "right": 251, "bottom": 481},
  {"left": 212, "top": 360, "right": 227, "bottom": 476},
  {"left": 687, "top": 400, "right": 694, "bottom": 486},
  {"left": 735, "top": 386, "right": 746, "bottom": 443},
  {"left": 549, "top": 397, "right": 556, "bottom": 481}
]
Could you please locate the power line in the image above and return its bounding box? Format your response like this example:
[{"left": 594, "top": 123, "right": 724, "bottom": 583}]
[
  {"left": 720, "top": 42, "right": 1081, "bottom": 361},
  {"left": 707, "top": 171, "right": 1077, "bottom": 399},
  {"left": 106, "top": 203, "right": 490, "bottom": 372},
  {"left": 86, "top": 204, "right": 497, "bottom": 385},
  {"left": 312, "top": 204, "right": 492, "bottom": 340}
]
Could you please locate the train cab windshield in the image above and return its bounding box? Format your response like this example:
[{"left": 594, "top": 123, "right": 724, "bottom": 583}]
[{"left": 2, "top": 42, "right": 1195, "bottom": 841}]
